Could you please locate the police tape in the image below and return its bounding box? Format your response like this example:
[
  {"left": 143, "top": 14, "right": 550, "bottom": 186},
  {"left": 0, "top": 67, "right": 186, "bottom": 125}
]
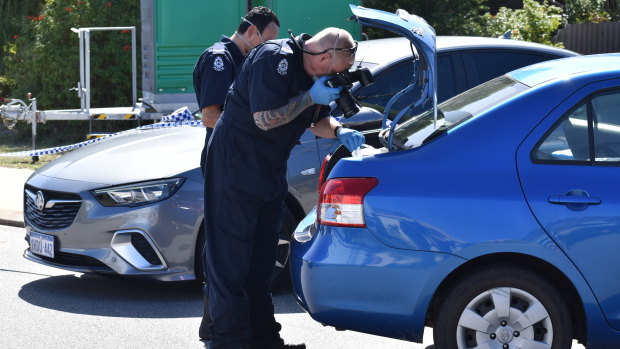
[{"left": 0, "top": 107, "right": 203, "bottom": 158}]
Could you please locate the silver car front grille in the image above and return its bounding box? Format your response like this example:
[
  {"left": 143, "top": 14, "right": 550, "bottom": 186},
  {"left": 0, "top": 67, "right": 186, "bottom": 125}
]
[{"left": 24, "top": 185, "right": 82, "bottom": 230}]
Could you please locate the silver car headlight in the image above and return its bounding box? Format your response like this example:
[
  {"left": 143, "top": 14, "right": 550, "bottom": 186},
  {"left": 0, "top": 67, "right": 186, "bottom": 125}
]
[{"left": 92, "top": 178, "right": 185, "bottom": 207}]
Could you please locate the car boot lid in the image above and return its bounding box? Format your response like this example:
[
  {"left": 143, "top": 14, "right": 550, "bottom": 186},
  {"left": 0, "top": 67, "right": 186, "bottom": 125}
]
[{"left": 348, "top": 5, "right": 438, "bottom": 151}]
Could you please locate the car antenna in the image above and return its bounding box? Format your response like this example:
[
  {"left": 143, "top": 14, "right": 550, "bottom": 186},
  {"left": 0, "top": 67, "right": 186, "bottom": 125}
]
[{"left": 356, "top": 44, "right": 369, "bottom": 69}]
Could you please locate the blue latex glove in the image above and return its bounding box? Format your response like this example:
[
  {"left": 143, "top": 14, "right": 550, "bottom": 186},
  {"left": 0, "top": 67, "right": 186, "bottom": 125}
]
[
  {"left": 337, "top": 127, "right": 365, "bottom": 152},
  {"left": 309, "top": 76, "right": 342, "bottom": 105}
]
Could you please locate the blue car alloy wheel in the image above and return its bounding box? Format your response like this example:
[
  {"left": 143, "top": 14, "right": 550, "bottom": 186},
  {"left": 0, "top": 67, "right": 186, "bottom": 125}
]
[{"left": 433, "top": 264, "right": 572, "bottom": 349}]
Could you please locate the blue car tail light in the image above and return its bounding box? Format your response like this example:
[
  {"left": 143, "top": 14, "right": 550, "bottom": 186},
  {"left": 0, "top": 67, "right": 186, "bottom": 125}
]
[{"left": 318, "top": 177, "right": 378, "bottom": 228}]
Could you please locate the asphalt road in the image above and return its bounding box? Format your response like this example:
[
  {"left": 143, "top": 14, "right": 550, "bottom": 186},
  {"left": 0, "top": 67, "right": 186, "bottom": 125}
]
[
  {"left": 0, "top": 224, "right": 586, "bottom": 349},
  {"left": 0, "top": 224, "right": 433, "bottom": 349}
]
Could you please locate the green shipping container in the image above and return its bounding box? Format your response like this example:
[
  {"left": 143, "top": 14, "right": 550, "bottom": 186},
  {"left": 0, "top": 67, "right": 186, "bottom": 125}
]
[{"left": 140, "top": 0, "right": 361, "bottom": 113}]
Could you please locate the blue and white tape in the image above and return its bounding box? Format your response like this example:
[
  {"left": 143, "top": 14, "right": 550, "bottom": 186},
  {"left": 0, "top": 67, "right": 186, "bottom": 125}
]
[
  {"left": 0, "top": 107, "right": 203, "bottom": 158},
  {"left": 160, "top": 107, "right": 194, "bottom": 123}
]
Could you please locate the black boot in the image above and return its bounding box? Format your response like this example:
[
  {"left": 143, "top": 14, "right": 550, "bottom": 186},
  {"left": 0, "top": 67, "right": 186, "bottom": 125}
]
[
  {"left": 273, "top": 344, "right": 306, "bottom": 349},
  {"left": 198, "top": 320, "right": 211, "bottom": 341},
  {"left": 267, "top": 338, "right": 306, "bottom": 349}
]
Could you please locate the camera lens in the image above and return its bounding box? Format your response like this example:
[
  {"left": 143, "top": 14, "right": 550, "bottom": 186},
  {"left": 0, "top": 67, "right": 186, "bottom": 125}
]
[
  {"left": 336, "top": 90, "right": 359, "bottom": 118},
  {"left": 325, "top": 67, "right": 373, "bottom": 118}
]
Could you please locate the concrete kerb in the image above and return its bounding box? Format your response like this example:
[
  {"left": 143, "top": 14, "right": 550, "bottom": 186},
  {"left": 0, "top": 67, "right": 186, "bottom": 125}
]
[
  {"left": 0, "top": 208, "right": 24, "bottom": 228},
  {"left": 0, "top": 167, "right": 33, "bottom": 227}
]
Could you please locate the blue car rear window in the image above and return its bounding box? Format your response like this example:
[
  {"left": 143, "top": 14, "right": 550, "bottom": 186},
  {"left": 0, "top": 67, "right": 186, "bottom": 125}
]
[{"left": 392, "top": 75, "right": 529, "bottom": 149}]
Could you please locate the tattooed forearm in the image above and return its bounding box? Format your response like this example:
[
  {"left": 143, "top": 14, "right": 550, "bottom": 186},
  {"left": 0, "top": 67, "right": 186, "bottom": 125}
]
[{"left": 253, "top": 91, "right": 314, "bottom": 131}]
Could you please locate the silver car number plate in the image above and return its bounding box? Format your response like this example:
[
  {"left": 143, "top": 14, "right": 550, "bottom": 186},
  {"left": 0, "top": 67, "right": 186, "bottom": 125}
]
[{"left": 30, "top": 232, "right": 54, "bottom": 258}]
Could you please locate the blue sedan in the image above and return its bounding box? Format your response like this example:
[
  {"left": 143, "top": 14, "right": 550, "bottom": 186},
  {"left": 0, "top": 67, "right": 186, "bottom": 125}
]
[{"left": 291, "top": 52, "right": 620, "bottom": 348}]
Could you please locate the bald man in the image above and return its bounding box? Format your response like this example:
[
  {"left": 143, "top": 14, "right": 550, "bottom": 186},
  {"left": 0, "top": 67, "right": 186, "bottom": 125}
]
[{"left": 202, "top": 28, "right": 364, "bottom": 349}]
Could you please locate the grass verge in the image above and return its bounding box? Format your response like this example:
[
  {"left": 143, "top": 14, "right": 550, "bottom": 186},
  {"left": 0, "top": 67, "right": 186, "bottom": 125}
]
[
  {"left": 0, "top": 119, "right": 143, "bottom": 170},
  {"left": 0, "top": 144, "right": 62, "bottom": 170}
]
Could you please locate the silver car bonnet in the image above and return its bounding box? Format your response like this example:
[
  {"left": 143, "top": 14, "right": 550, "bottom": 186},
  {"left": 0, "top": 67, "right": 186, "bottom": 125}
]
[{"left": 34, "top": 126, "right": 204, "bottom": 185}]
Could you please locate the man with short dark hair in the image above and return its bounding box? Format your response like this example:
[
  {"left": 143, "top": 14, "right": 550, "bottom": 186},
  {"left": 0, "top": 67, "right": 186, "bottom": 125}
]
[
  {"left": 193, "top": 6, "right": 280, "bottom": 175},
  {"left": 192, "top": 6, "right": 279, "bottom": 342},
  {"left": 203, "top": 27, "right": 364, "bottom": 349}
]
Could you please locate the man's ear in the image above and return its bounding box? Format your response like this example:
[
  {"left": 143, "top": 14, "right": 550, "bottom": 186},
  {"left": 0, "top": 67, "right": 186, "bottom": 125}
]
[
  {"left": 318, "top": 52, "right": 331, "bottom": 64},
  {"left": 245, "top": 25, "right": 256, "bottom": 39}
]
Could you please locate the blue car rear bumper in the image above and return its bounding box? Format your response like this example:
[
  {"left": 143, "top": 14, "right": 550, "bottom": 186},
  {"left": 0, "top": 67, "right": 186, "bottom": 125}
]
[{"left": 291, "top": 222, "right": 466, "bottom": 342}]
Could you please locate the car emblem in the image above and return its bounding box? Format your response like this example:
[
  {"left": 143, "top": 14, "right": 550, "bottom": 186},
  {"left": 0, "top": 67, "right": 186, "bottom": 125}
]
[
  {"left": 35, "top": 191, "right": 45, "bottom": 211},
  {"left": 411, "top": 26, "right": 424, "bottom": 37},
  {"left": 497, "top": 328, "right": 512, "bottom": 343}
]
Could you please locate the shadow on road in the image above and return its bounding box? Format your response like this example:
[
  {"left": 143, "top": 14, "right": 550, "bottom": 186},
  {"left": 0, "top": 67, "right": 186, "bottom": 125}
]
[{"left": 18, "top": 273, "right": 302, "bottom": 317}]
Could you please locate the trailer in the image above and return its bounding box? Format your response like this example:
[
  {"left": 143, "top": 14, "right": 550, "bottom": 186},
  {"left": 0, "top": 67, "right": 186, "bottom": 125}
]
[{"left": 0, "top": 25, "right": 143, "bottom": 153}]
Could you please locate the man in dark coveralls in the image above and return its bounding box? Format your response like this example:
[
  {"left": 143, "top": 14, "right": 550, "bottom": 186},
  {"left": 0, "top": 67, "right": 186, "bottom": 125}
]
[
  {"left": 192, "top": 7, "right": 280, "bottom": 342},
  {"left": 193, "top": 7, "right": 280, "bottom": 175},
  {"left": 203, "top": 27, "right": 364, "bottom": 348}
]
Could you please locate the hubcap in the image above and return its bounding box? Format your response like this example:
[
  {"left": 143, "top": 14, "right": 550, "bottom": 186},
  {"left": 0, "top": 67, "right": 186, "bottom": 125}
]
[
  {"left": 456, "top": 287, "right": 553, "bottom": 349},
  {"left": 496, "top": 327, "right": 513, "bottom": 343}
]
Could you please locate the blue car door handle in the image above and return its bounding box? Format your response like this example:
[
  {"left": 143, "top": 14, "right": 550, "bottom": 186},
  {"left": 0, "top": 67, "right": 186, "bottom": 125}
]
[
  {"left": 548, "top": 189, "right": 601, "bottom": 211},
  {"left": 548, "top": 195, "right": 601, "bottom": 204}
]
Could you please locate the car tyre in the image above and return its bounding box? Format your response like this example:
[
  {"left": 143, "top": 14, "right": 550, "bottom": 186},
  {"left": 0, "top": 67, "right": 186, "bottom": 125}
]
[{"left": 433, "top": 264, "right": 572, "bottom": 349}]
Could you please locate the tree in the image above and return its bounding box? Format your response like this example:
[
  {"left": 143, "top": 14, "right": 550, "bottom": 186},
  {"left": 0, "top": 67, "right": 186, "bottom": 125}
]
[
  {"left": 361, "top": 0, "right": 488, "bottom": 37},
  {"left": 564, "top": 0, "right": 614, "bottom": 23},
  {"left": 469, "top": 0, "right": 565, "bottom": 47},
  {"left": 3, "top": 0, "right": 140, "bottom": 109},
  {"left": 0, "top": 0, "right": 45, "bottom": 96}
]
